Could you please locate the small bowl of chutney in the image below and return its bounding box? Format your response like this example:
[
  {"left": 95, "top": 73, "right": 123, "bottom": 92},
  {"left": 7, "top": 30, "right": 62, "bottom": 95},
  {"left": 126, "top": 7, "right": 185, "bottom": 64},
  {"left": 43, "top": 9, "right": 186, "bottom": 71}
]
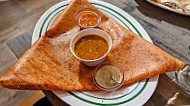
[
  {"left": 93, "top": 61, "right": 124, "bottom": 91},
  {"left": 70, "top": 28, "right": 112, "bottom": 66},
  {"left": 75, "top": 8, "right": 101, "bottom": 29}
]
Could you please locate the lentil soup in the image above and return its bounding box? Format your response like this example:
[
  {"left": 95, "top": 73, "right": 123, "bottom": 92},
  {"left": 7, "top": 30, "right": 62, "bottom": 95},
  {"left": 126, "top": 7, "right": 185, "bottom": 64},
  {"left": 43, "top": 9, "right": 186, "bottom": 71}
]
[{"left": 74, "top": 35, "right": 109, "bottom": 60}]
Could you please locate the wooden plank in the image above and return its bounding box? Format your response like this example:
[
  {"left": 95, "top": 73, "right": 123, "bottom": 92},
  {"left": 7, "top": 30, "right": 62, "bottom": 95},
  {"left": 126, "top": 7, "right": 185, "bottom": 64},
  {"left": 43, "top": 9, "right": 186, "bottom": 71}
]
[
  {"left": 7, "top": 28, "right": 33, "bottom": 59},
  {"left": 43, "top": 91, "right": 69, "bottom": 106},
  {"left": 156, "top": 74, "right": 190, "bottom": 105},
  {"left": 145, "top": 74, "right": 190, "bottom": 105},
  {"left": 144, "top": 91, "right": 167, "bottom": 106},
  {"left": 20, "top": 91, "right": 45, "bottom": 106}
]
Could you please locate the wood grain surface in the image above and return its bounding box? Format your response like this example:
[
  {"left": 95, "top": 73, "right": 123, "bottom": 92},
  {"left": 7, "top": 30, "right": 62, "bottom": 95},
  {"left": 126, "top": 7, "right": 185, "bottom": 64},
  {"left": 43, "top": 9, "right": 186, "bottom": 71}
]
[{"left": 1, "top": 0, "right": 190, "bottom": 105}]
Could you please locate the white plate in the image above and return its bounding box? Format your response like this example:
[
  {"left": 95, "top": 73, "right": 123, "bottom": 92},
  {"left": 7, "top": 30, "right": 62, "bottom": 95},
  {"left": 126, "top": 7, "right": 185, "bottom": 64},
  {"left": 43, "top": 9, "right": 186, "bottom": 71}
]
[
  {"left": 32, "top": 0, "right": 158, "bottom": 105},
  {"left": 146, "top": 0, "right": 190, "bottom": 16}
]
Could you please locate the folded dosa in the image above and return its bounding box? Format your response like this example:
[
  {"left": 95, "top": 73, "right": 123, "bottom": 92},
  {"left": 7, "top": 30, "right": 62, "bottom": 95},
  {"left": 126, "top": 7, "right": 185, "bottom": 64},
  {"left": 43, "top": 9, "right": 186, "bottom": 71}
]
[{"left": 0, "top": 0, "right": 186, "bottom": 90}]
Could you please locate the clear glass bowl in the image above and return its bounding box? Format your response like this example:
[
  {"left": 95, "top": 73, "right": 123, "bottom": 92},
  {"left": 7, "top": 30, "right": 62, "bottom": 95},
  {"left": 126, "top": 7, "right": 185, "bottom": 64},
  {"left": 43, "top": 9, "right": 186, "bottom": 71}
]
[
  {"left": 175, "top": 45, "right": 190, "bottom": 93},
  {"left": 93, "top": 61, "right": 124, "bottom": 91},
  {"left": 75, "top": 8, "right": 101, "bottom": 29}
]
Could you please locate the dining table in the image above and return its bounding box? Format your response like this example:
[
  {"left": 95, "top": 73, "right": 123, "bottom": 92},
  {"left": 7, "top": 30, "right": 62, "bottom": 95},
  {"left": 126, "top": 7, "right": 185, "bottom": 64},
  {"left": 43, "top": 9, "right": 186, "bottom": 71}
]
[{"left": 6, "top": 0, "right": 190, "bottom": 105}]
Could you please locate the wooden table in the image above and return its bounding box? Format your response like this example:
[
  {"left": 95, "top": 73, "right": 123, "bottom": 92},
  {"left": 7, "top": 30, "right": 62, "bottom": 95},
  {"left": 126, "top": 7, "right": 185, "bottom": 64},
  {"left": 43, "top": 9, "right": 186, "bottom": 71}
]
[{"left": 6, "top": 0, "right": 190, "bottom": 105}]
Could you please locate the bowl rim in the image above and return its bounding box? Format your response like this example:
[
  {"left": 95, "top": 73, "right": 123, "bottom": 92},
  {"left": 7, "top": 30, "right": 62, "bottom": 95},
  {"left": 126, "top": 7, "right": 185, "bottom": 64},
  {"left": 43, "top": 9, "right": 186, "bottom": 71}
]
[
  {"left": 75, "top": 8, "right": 101, "bottom": 29},
  {"left": 93, "top": 61, "right": 124, "bottom": 91},
  {"left": 70, "top": 28, "right": 112, "bottom": 62}
]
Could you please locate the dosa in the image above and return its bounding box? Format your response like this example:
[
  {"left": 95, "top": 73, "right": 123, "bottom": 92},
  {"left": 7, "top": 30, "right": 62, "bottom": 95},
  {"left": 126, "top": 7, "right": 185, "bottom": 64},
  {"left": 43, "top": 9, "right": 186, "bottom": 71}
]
[{"left": 0, "top": 0, "right": 186, "bottom": 91}]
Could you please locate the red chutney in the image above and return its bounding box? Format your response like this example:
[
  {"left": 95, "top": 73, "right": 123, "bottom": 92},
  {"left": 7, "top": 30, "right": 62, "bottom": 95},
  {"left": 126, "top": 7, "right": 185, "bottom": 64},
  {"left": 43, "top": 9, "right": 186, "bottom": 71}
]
[{"left": 77, "top": 12, "right": 99, "bottom": 27}]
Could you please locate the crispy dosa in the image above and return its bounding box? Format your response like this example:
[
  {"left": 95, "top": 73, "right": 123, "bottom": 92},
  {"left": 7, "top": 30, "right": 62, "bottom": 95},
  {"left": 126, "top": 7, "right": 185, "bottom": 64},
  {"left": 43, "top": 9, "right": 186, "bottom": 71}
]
[{"left": 0, "top": 0, "right": 186, "bottom": 90}]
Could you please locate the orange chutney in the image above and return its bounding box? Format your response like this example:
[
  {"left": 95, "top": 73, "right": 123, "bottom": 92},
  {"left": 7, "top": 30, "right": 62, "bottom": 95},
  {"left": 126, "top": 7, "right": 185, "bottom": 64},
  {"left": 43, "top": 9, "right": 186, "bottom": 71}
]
[
  {"left": 74, "top": 35, "right": 108, "bottom": 60},
  {"left": 77, "top": 12, "right": 99, "bottom": 27}
]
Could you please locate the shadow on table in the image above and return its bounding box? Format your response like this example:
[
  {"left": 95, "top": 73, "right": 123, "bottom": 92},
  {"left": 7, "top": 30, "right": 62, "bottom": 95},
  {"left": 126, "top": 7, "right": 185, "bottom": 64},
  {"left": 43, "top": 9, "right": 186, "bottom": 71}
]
[{"left": 135, "top": 0, "right": 190, "bottom": 30}]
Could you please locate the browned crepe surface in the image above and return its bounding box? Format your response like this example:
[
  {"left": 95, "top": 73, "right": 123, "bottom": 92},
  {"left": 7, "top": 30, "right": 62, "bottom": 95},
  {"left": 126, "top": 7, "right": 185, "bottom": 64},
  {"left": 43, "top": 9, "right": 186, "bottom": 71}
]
[{"left": 0, "top": 0, "right": 186, "bottom": 91}]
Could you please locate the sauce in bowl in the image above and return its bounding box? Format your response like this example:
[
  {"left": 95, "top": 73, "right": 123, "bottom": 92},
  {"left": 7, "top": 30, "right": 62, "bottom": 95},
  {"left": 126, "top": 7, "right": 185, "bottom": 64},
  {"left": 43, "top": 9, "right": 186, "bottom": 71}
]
[
  {"left": 93, "top": 61, "right": 124, "bottom": 91},
  {"left": 95, "top": 65, "right": 122, "bottom": 88},
  {"left": 75, "top": 9, "right": 101, "bottom": 29},
  {"left": 78, "top": 12, "right": 99, "bottom": 27},
  {"left": 74, "top": 34, "right": 108, "bottom": 60}
]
